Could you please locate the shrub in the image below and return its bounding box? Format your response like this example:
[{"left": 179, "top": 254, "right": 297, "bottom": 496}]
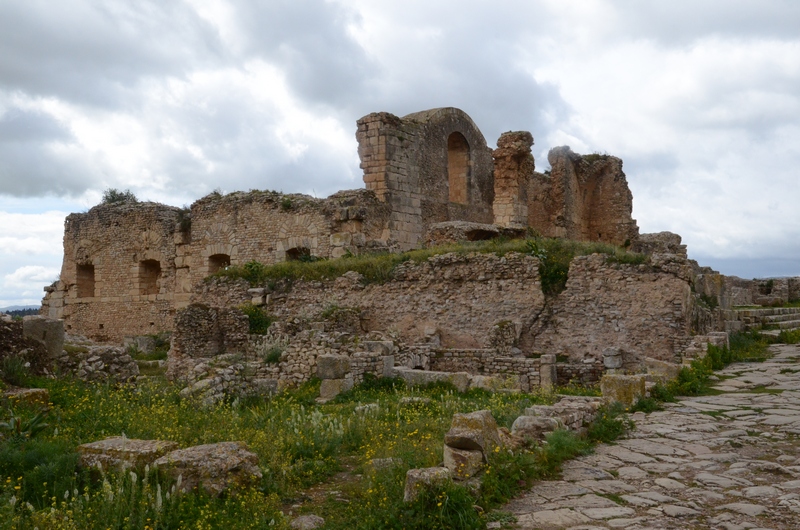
[
  {"left": 0, "top": 356, "right": 31, "bottom": 387},
  {"left": 239, "top": 303, "right": 273, "bottom": 334},
  {"left": 101, "top": 188, "right": 137, "bottom": 204},
  {"left": 264, "top": 346, "right": 282, "bottom": 364},
  {"left": 586, "top": 402, "right": 633, "bottom": 443}
]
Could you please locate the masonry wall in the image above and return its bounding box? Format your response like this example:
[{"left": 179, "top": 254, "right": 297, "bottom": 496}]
[
  {"left": 528, "top": 147, "right": 639, "bottom": 246},
  {"left": 356, "top": 108, "right": 494, "bottom": 249},
  {"left": 530, "top": 254, "right": 694, "bottom": 364},
  {"left": 41, "top": 202, "right": 183, "bottom": 342}
]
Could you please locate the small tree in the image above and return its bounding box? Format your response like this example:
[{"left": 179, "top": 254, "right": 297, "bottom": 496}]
[{"left": 102, "top": 188, "right": 138, "bottom": 204}]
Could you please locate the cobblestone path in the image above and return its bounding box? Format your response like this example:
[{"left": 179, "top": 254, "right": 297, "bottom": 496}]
[{"left": 502, "top": 343, "right": 800, "bottom": 530}]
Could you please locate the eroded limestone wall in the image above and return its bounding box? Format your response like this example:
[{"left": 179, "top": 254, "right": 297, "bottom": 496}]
[
  {"left": 530, "top": 254, "right": 693, "bottom": 364},
  {"left": 42, "top": 202, "right": 183, "bottom": 342},
  {"left": 356, "top": 108, "right": 494, "bottom": 249},
  {"left": 528, "top": 147, "right": 639, "bottom": 246}
]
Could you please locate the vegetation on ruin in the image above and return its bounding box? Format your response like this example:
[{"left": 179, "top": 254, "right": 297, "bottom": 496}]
[
  {"left": 101, "top": 188, "right": 138, "bottom": 204},
  {"left": 238, "top": 303, "right": 274, "bottom": 334},
  {"left": 212, "top": 236, "right": 647, "bottom": 297},
  {"left": 0, "top": 363, "right": 635, "bottom": 529}
]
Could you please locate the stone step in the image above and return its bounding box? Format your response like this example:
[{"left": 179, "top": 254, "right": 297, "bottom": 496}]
[
  {"left": 776, "top": 320, "right": 800, "bottom": 330},
  {"left": 763, "top": 313, "right": 800, "bottom": 323},
  {"left": 736, "top": 307, "right": 800, "bottom": 318}
]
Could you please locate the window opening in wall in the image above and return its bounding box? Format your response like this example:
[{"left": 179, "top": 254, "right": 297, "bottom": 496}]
[
  {"left": 76, "top": 263, "right": 95, "bottom": 298},
  {"left": 286, "top": 247, "right": 311, "bottom": 261},
  {"left": 208, "top": 253, "right": 231, "bottom": 274},
  {"left": 139, "top": 259, "right": 161, "bottom": 295},
  {"left": 447, "top": 132, "right": 470, "bottom": 204}
]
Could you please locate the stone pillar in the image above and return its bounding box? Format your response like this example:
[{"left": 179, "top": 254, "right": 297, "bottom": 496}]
[
  {"left": 539, "top": 354, "right": 557, "bottom": 391},
  {"left": 492, "top": 131, "right": 534, "bottom": 229}
]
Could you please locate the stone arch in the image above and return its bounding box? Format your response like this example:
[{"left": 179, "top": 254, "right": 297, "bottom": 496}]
[
  {"left": 447, "top": 132, "right": 470, "bottom": 204},
  {"left": 275, "top": 214, "right": 329, "bottom": 262},
  {"left": 286, "top": 247, "right": 311, "bottom": 261},
  {"left": 208, "top": 253, "right": 231, "bottom": 274}
]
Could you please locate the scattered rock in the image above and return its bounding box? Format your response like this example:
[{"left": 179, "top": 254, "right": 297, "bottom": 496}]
[{"left": 154, "top": 441, "right": 262, "bottom": 496}]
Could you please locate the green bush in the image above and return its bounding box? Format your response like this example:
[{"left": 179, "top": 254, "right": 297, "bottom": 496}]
[
  {"left": 239, "top": 303, "right": 273, "bottom": 334},
  {"left": 586, "top": 402, "right": 633, "bottom": 443},
  {"left": 263, "top": 346, "right": 282, "bottom": 364},
  {"left": 101, "top": 188, "right": 137, "bottom": 204},
  {"left": 0, "top": 357, "right": 31, "bottom": 387}
]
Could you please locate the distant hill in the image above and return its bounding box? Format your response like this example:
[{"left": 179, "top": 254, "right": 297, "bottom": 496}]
[{"left": 0, "top": 306, "right": 40, "bottom": 317}]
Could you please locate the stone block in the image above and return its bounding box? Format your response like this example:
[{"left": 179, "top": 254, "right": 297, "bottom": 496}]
[
  {"left": 364, "top": 341, "right": 395, "bottom": 356},
  {"left": 382, "top": 355, "right": 395, "bottom": 378},
  {"left": 135, "top": 336, "right": 156, "bottom": 354},
  {"left": 22, "top": 316, "right": 64, "bottom": 358},
  {"left": 603, "top": 347, "right": 623, "bottom": 369},
  {"left": 444, "top": 410, "right": 502, "bottom": 456},
  {"left": 78, "top": 437, "right": 179, "bottom": 471},
  {"left": 393, "top": 367, "right": 470, "bottom": 392},
  {"left": 511, "top": 415, "right": 563, "bottom": 441},
  {"left": 330, "top": 232, "right": 352, "bottom": 247},
  {"left": 316, "top": 355, "right": 350, "bottom": 380},
  {"left": 403, "top": 467, "right": 451, "bottom": 503},
  {"left": 469, "top": 374, "right": 520, "bottom": 391},
  {"left": 319, "top": 378, "right": 353, "bottom": 400},
  {"left": 443, "top": 445, "right": 484, "bottom": 480},
  {"left": 291, "top": 515, "right": 325, "bottom": 529},
  {"left": 644, "top": 357, "right": 681, "bottom": 383},
  {"left": 539, "top": 362, "right": 557, "bottom": 390},
  {"left": 153, "top": 441, "right": 262, "bottom": 496},
  {"left": 2, "top": 387, "right": 50, "bottom": 407},
  {"left": 600, "top": 374, "right": 646, "bottom": 407}
]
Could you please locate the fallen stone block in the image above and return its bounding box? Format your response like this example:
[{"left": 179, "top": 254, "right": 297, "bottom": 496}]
[
  {"left": 645, "top": 357, "right": 681, "bottom": 383},
  {"left": 316, "top": 355, "right": 350, "bottom": 380},
  {"left": 78, "top": 437, "right": 179, "bottom": 471},
  {"left": 319, "top": 378, "right": 353, "bottom": 400},
  {"left": 290, "top": 514, "right": 325, "bottom": 529},
  {"left": 443, "top": 445, "right": 484, "bottom": 480},
  {"left": 511, "top": 416, "right": 563, "bottom": 440},
  {"left": 22, "top": 316, "right": 64, "bottom": 359},
  {"left": 444, "top": 410, "right": 502, "bottom": 457},
  {"left": 469, "top": 374, "right": 520, "bottom": 391},
  {"left": 153, "top": 441, "right": 262, "bottom": 496},
  {"left": 600, "top": 374, "right": 646, "bottom": 407},
  {"left": 403, "top": 467, "right": 451, "bottom": 503},
  {"left": 2, "top": 387, "right": 50, "bottom": 407},
  {"left": 393, "top": 367, "right": 470, "bottom": 392}
]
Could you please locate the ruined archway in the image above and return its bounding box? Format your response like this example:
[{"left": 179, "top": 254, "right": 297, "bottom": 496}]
[
  {"left": 208, "top": 253, "right": 231, "bottom": 274},
  {"left": 286, "top": 247, "right": 312, "bottom": 261},
  {"left": 447, "top": 132, "right": 470, "bottom": 204}
]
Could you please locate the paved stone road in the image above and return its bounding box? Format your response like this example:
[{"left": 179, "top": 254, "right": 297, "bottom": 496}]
[{"left": 502, "top": 343, "right": 800, "bottom": 530}]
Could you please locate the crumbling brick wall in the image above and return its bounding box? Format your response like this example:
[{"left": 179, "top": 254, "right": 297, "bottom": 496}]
[{"left": 528, "top": 147, "right": 639, "bottom": 245}]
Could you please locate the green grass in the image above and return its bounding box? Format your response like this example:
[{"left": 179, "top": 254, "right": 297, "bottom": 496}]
[
  {"left": 212, "top": 237, "right": 647, "bottom": 297},
  {"left": 0, "top": 375, "right": 546, "bottom": 529}
]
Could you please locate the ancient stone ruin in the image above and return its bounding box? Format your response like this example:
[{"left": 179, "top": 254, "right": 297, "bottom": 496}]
[{"left": 35, "top": 107, "right": 800, "bottom": 400}]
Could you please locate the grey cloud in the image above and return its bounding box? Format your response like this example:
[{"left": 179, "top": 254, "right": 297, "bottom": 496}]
[
  {"left": 0, "top": 1, "right": 224, "bottom": 108},
  {"left": 614, "top": 0, "right": 800, "bottom": 45},
  {"left": 0, "top": 142, "right": 99, "bottom": 197},
  {"left": 230, "top": 1, "right": 377, "bottom": 108},
  {"left": 0, "top": 107, "right": 73, "bottom": 143}
]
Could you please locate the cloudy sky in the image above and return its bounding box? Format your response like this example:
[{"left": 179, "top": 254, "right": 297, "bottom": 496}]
[{"left": 1, "top": 0, "right": 799, "bottom": 307}]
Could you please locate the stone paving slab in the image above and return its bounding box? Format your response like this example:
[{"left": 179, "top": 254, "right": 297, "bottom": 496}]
[{"left": 503, "top": 343, "right": 800, "bottom": 529}]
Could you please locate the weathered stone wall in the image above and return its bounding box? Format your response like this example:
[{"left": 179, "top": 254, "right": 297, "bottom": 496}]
[
  {"left": 41, "top": 202, "right": 184, "bottom": 342},
  {"left": 528, "top": 147, "right": 639, "bottom": 245},
  {"left": 356, "top": 108, "right": 494, "bottom": 249},
  {"left": 260, "top": 252, "right": 546, "bottom": 350},
  {"left": 492, "top": 131, "right": 533, "bottom": 229},
  {"left": 530, "top": 254, "right": 693, "bottom": 364}
]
